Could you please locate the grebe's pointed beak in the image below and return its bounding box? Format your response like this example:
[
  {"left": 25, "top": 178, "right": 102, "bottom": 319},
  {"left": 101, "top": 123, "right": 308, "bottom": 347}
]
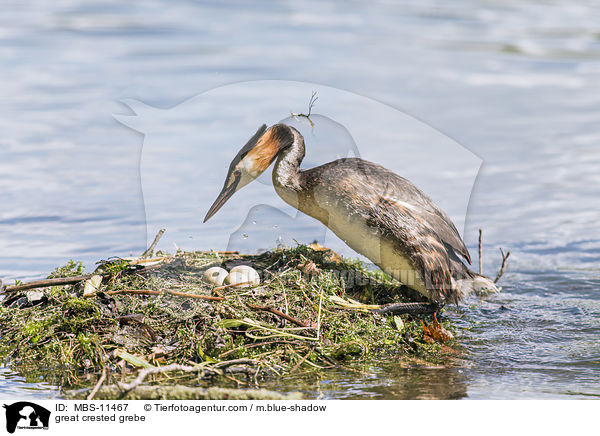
[
  {"left": 203, "top": 123, "right": 287, "bottom": 223},
  {"left": 203, "top": 170, "right": 241, "bottom": 222}
]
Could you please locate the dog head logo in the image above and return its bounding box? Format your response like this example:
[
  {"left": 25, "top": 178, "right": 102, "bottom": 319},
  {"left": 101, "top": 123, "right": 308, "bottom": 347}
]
[{"left": 3, "top": 402, "right": 50, "bottom": 433}]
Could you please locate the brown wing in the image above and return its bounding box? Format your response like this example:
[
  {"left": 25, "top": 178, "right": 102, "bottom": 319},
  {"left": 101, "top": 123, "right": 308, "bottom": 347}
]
[
  {"left": 371, "top": 169, "right": 472, "bottom": 264},
  {"left": 304, "top": 158, "right": 472, "bottom": 264},
  {"left": 369, "top": 195, "right": 460, "bottom": 303},
  {"left": 301, "top": 158, "right": 470, "bottom": 303}
]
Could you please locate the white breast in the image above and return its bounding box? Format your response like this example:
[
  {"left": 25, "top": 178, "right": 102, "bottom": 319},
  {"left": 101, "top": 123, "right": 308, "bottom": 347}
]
[
  {"left": 279, "top": 184, "right": 430, "bottom": 298},
  {"left": 324, "top": 203, "right": 429, "bottom": 297}
]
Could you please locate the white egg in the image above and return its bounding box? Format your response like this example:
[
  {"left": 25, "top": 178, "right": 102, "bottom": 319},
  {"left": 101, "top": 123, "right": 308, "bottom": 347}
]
[
  {"left": 202, "top": 267, "right": 229, "bottom": 286},
  {"left": 229, "top": 265, "right": 257, "bottom": 275},
  {"left": 224, "top": 266, "right": 261, "bottom": 287}
]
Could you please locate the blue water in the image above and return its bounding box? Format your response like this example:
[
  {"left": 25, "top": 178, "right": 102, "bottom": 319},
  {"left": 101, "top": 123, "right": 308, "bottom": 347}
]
[{"left": 1, "top": 0, "right": 599, "bottom": 399}]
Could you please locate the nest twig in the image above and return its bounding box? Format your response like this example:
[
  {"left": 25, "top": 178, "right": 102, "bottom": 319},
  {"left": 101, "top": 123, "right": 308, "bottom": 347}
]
[
  {"left": 92, "top": 288, "right": 225, "bottom": 301},
  {"left": 3, "top": 274, "right": 96, "bottom": 294},
  {"left": 290, "top": 91, "right": 318, "bottom": 127},
  {"left": 494, "top": 248, "right": 511, "bottom": 284},
  {"left": 246, "top": 303, "right": 310, "bottom": 328},
  {"left": 478, "top": 228, "right": 511, "bottom": 284},
  {"left": 87, "top": 366, "right": 109, "bottom": 400},
  {"left": 478, "top": 229, "right": 483, "bottom": 275},
  {"left": 141, "top": 228, "right": 166, "bottom": 259}
]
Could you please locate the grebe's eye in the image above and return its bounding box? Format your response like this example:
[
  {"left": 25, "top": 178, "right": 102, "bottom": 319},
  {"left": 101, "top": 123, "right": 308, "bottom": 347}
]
[{"left": 233, "top": 169, "right": 241, "bottom": 177}]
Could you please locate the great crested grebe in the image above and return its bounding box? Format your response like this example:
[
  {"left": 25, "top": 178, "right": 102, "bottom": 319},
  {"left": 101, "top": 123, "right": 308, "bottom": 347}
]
[{"left": 204, "top": 123, "right": 496, "bottom": 304}]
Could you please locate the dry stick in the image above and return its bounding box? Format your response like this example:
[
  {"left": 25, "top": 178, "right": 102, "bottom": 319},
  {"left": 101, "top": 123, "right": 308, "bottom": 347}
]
[
  {"left": 97, "top": 289, "right": 225, "bottom": 302},
  {"left": 246, "top": 303, "right": 310, "bottom": 328},
  {"left": 129, "top": 256, "right": 171, "bottom": 265},
  {"left": 118, "top": 360, "right": 257, "bottom": 393},
  {"left": 169, "top": 290, "right": 225, "bottom": 301},
  {"left": 370, "top": 302, "right": 440, "bottom": 315},
  {"left": 316, "top": 284, "right": 324, "bottom": 340},
  {"left": 253, "top": 364, "right": 262, "bottom": 384},
  {"left": 110, "top": 289, "right": 162, "bottom": 296},
  {"left": 494, "top": 248, "right": 511, "bottom": 284},
  {"left": 290, "top": 347, "right": 315, "bottom": 373},
  {"left": 290, "top": 91, "right": 318, "bottom": 127},
  {"left": 478, "top": 228, "right": 483, "bottom": 275},
  {"left": 141, "top": 228, "right": 166, "bottom": 259},
  {"left": 212, "top": 287, "right": 225, "bottom": 298},
  {"left": 117, "top": 363, "right": 200, "bottom": 392},
  {"left": 198, "top": 250, "right": 239, "bottom": 255},
  {"left": 220, "top": 372, "right": 247, "bottom": 386},
  {"left": 87, "top": 366, "right": 109, "bottom": 400},
  {"left": 4, "top": 262, "right": 167, "bottom": 295},
  {"left": 3, "top": 274, "right": 94, "bottom": 293},
  {"left": 283, "top": 282, "right": 289, "bottom": 315},
  {"left": 213, "top": 281, "right": 252, "bottom": 291}
]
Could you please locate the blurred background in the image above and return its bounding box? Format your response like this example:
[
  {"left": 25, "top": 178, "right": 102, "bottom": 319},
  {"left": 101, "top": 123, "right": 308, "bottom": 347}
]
[{"left": 0, "top": 0, "right": 599, "bottom": 399}]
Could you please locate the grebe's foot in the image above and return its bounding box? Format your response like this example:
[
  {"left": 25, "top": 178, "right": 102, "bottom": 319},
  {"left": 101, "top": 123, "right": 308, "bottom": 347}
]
[{"left": 370, "top": 302, "right": 441, "bottom": 316}]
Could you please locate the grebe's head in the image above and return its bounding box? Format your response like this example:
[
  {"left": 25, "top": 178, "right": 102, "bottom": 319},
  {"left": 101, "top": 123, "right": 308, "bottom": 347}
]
[{"left": 203, "top": 123, "right": 294, "bottom": 222}]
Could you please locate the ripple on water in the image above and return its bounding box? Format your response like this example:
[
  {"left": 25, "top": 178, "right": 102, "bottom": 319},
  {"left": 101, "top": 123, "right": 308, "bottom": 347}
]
[{"left": 450, "top": 271, "right": 600, "bottom": 399}]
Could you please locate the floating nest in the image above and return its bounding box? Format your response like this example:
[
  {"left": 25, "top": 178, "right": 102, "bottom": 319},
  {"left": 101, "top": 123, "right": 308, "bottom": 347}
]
[{"left": 0, "top": 245, "right": 457, "bottom": 399}]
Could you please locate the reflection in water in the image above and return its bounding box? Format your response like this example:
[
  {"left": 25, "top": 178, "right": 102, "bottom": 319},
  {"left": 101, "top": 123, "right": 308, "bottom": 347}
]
[
  {"left": 261, "top": 363, "right": 468, "bottom": 400},
  {"left": 0, "top": 367, "right": 60, "bottom": 400}
]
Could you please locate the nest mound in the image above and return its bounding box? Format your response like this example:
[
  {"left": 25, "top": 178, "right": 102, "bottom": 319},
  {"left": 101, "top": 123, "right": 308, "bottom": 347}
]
[{"left": 0, "top": 245, "right": 455, "bottom": 399}]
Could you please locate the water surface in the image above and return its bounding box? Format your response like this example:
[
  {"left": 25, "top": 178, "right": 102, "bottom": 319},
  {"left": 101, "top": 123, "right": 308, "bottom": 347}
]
[{"left": 1, "top": 0, "right": 599, "bottom": 399}]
